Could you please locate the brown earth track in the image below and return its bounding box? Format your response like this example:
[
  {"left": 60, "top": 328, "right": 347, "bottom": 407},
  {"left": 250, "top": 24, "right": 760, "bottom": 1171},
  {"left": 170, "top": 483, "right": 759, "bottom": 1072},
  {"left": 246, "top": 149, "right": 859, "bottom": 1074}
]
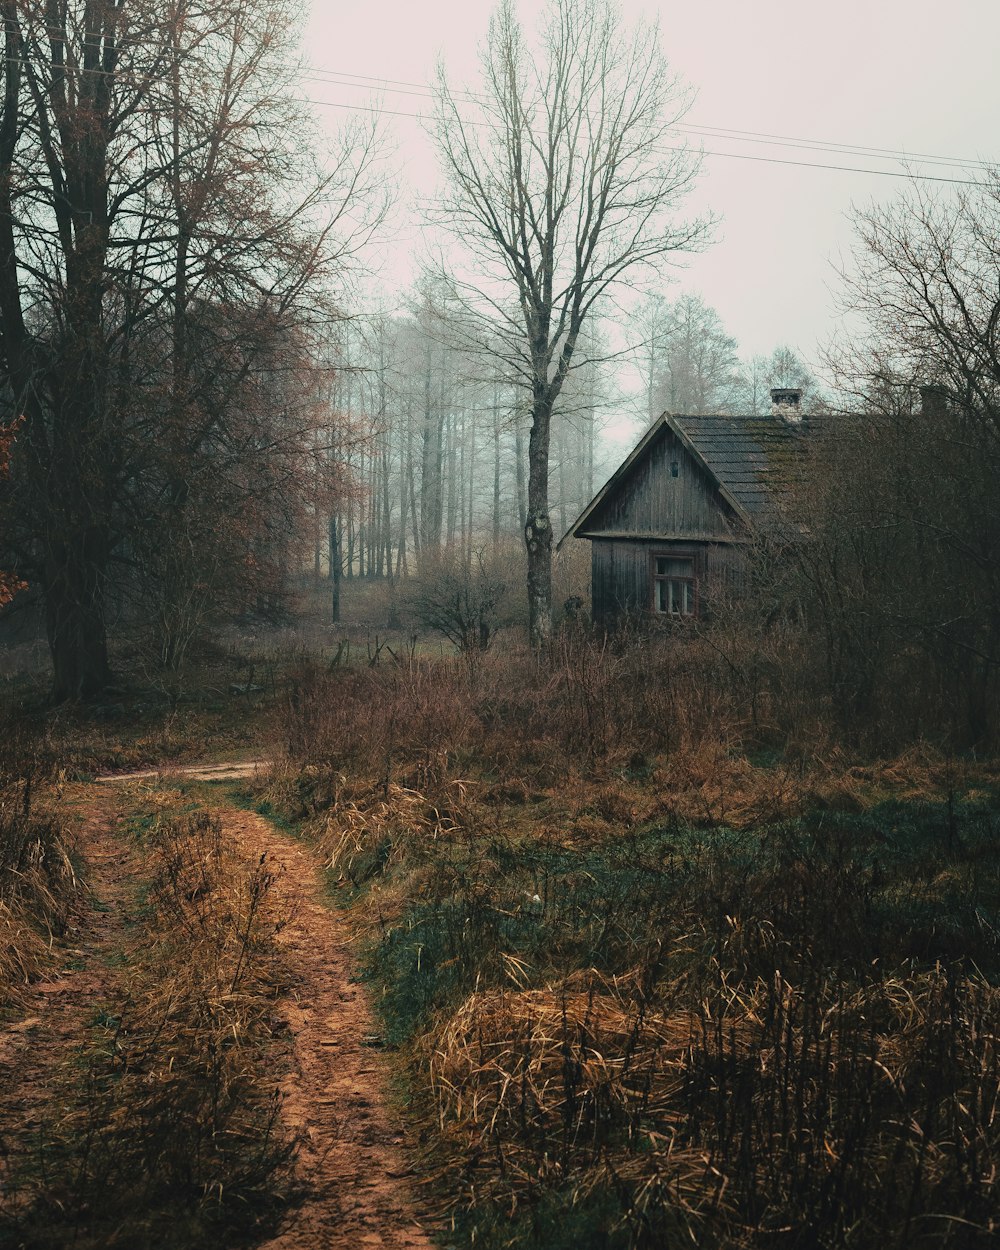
[
  {"left": 212, "top": 804, "right": 433, "bottom": 1250},
  {"left": 1, "top": 771, "right": 433, "bottom": 1248}
]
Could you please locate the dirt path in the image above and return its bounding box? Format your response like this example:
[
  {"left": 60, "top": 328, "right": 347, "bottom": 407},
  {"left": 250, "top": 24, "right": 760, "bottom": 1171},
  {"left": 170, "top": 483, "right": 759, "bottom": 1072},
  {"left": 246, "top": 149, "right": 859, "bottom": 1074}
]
[
  {"left": 215, "top": 803, "right": 433, "bottom": 1250},
  {"left": 93, "top": 759, "right": 270, "bottom": 784},
  {"left": 0, "top": 786, "right": 137, "bottom": 1201},
  {"left": 2, "top": 770, "right": 433, "bottom": 1247}
]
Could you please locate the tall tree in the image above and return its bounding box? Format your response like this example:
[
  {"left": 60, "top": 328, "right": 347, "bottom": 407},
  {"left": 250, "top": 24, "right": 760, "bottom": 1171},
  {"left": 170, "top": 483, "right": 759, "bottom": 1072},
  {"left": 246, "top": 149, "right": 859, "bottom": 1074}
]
[
  {"left": 650, "top": 293, "right": 742, "bottom": 416},
  {"left": 802, "top": 178, "right": 1000, "bottom": 742},
  {"left": 0, "top": 0, "right": 380, "bottom": 698},
  {"left": 432, "top": 0, "right": 710, "bottom": 645},
  {"left": 740, "top": 345, "right": 818, "bottom": 414}
]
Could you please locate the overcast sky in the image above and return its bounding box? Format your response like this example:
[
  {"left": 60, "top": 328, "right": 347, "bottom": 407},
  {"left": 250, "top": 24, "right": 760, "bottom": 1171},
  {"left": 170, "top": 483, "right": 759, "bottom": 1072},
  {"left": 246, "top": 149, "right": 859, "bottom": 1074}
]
[{"left": 303, "top": 0, "right": 997, "bottom": 374}]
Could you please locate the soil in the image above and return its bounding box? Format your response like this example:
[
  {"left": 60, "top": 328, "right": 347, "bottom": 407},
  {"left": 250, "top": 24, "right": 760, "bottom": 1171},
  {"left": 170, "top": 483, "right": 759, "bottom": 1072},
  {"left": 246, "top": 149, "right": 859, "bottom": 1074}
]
[
  {"left": 1, "top": 773, "right": 434, "bottom": 1250},
  {"left": 216, "top": 804, "right": 432, "bottom": 1250}
]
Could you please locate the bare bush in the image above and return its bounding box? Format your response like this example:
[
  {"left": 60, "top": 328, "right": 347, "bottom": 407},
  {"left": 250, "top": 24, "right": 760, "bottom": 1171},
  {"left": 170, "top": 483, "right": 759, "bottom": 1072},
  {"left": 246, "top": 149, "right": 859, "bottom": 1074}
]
[{"left": 402, "top": 547, "right": 525, "bottom": 653}]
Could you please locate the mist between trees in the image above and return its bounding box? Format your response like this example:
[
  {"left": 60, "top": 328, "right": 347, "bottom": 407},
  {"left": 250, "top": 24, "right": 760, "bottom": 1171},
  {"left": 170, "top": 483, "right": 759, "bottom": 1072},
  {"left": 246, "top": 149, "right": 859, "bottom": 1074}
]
[
  {"left": 319, "top": 283, "right": 818, "bottom": 585},
  {"left": 0, "top": 0, "right": 995, "bottom": 747}
]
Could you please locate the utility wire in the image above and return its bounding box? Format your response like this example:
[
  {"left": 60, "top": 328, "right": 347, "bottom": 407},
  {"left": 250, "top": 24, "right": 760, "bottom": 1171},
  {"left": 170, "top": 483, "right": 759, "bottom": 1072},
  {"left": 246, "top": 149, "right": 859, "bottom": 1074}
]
[
  {"left": 302, "top": 65, "right": 993, "bottom": 172},
  {"left": 301, "top": 95, "right": 987, "bottom": 187},
  {"left": 6, "top": 51, "right": 990, "bottom": 185}
]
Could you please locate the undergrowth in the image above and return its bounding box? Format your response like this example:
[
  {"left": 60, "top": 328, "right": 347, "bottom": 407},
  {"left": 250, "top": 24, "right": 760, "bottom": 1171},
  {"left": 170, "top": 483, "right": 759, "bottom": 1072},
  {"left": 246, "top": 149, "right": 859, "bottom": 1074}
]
[
  {"left": 266, "top": 642, "right": 1000, "bottom": 1249},
  {"left": 1, "top": 795, "right": 293, "bottom": 1249},
  {"left": 0, "top": 749, "right": 76, "bottom": 1012}
]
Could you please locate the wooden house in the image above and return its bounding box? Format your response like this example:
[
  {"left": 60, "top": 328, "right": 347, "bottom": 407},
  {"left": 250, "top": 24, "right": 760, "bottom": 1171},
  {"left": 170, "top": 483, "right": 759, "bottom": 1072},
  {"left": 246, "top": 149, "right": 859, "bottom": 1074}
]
[{"left": 560, "top": 388, "right": 814, "bottom": 628}]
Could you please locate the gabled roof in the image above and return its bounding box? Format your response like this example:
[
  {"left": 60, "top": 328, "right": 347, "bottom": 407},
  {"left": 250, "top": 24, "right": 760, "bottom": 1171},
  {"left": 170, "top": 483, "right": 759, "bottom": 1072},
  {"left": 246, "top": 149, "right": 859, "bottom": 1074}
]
[
  {"left": 560, "top": 411, "right": 815, "bottom": 548},
  {"left": 675, "top": 413, "right": 814, "bottom": 519}
]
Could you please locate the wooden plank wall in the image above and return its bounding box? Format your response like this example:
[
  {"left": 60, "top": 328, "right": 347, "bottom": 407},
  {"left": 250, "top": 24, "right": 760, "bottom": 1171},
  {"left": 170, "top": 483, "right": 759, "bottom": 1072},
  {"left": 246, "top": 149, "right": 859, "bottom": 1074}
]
[
  {"left": 591, "top": 539, "right": 745, "bottom": 627},
  {"left": 591, "top": 426, "right": 734, "bottom": 538}
]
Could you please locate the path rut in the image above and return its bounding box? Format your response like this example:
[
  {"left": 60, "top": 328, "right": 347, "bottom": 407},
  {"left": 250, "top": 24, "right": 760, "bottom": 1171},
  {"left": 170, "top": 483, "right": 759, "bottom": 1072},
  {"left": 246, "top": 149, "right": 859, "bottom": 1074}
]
[
  {"left": 3, "top": 776, "right": 433, "bottom": 1248},
  {"left": 210, "top": 804, "right": 432, "bottom": 1250}
]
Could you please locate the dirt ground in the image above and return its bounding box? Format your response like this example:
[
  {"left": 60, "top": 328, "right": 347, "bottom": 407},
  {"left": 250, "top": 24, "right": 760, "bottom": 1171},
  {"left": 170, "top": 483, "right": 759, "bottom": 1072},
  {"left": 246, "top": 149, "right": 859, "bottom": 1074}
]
[
  {"left": 1, "top": 775, "right": 434, "bottom": 1250},
  {"left": 219, "top": 804, "right": 432, "bottom": 1250}
]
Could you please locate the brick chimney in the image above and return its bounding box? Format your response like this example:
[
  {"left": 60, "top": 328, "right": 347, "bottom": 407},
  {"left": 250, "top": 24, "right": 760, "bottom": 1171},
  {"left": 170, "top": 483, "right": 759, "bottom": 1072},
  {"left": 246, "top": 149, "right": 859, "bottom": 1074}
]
[{"left": 770, "top": 387, "right": 802, "bottom": 423}]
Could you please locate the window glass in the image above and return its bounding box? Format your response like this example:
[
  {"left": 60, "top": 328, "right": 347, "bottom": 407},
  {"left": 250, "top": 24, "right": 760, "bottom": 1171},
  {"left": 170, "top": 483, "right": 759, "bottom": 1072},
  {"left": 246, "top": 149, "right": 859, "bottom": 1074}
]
[{"left": 653, "top": 562, "right": 695, "bottom": 616}]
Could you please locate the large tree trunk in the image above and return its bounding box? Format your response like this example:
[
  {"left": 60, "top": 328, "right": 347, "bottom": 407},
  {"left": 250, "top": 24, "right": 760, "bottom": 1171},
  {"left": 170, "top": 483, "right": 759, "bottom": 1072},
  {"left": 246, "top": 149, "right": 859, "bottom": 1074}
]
[
  {"left": 45, "top": 526, "right": 113, "bottom": 703},
  {"left": 525, "top": 401, "right": 553, "bottom": 648},
  {"left": 46, "top": 218, "right": 115, "bottom": 700}
]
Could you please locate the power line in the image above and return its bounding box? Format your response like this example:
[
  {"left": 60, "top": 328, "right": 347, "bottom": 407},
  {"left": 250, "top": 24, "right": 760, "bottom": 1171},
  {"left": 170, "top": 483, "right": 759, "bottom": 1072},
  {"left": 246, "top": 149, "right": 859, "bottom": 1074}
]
[
  {"left": 671, "top": 121, "right": 987, "bottom": 172},
  {"left": 6, "top": 49, "right": 990, "bottom": 186},
  {"left": 302, "top": 92, "right": 985, "bottom": 185},
  {"left": 671, "top": 146, "right": 985, "bottom": 186},
  {"left": 302, "top": 64, "right": 994, "bottom": 173}
]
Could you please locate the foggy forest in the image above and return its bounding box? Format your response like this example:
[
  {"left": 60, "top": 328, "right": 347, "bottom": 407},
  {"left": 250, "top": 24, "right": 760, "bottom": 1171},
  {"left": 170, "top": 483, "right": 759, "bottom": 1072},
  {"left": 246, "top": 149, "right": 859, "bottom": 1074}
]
[{"left": 1, "top": 1, "right": 999, "bottom": 1248}]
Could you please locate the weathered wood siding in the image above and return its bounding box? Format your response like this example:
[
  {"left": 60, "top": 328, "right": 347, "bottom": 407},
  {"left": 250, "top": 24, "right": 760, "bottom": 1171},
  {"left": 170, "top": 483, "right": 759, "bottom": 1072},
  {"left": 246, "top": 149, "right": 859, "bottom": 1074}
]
[
  {"left": 586, "top": 426, "right": 735, "bottom": 538},
  {"left": 591, "top": 538, "right": 742, "bottom": 626}
]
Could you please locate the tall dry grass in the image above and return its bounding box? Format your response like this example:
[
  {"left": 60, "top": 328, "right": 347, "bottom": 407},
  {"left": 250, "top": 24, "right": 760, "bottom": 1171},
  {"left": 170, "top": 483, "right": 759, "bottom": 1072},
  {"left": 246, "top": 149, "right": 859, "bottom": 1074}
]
[
  {"left": 0, "top": 755, "right": 76, "bottom": 1009},
  {"left": 267, "top": 637, "right": 1000, "bottom": 1249},
  {"left": 273, "top": 628, "right": 816, "bottom": 791},
  {"left": 3, "top": 799, "right": 293, "bottom": 1249}
]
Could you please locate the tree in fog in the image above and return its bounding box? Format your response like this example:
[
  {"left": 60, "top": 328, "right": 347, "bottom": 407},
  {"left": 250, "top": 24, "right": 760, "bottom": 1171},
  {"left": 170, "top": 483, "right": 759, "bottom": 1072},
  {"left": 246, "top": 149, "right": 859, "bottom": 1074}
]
[
  {"left": 432, "top": 0, "right": 710, "bottom": 645},
  {"left": 0, "top": 0, "right": 381, "bottom": 697},
  {"left": 647, "top": 293, "right": 742, "bottom": 416},
  {"left": 740, "top": 345, "right": 818, "bottom": 414}
]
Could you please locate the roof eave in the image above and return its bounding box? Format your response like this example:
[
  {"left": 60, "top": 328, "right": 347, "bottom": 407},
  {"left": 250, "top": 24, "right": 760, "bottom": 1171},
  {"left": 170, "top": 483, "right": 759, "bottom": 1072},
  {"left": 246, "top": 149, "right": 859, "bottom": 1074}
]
[{"left": 556, "top": 413, "right": 672, "bottom": 551}]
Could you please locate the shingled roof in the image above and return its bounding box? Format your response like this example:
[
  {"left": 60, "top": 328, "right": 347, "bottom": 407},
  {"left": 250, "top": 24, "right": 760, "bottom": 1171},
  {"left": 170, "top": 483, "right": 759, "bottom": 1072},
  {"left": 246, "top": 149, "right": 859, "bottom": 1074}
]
[
  {"left": 561, "top": 410, "right": 817, "bottom": 547},
  {"left": 671, "top": 413, "right": 815, "bottom": 520}
]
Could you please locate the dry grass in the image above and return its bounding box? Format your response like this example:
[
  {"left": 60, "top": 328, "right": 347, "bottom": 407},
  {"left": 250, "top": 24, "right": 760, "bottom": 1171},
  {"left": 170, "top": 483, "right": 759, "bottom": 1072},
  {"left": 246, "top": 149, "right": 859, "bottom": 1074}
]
[
  {"left": 3, "top": 793, "right": 293, "bottom": 1249},
  {"left": 0, "top": 771, "right": 77, "bottom": 1011},
  {"left": 423, "top": 966, "right": 1000, "bottom": 1247},
  {"left": 265, "top": 639, "right": 1000, "bottom": 1249}
]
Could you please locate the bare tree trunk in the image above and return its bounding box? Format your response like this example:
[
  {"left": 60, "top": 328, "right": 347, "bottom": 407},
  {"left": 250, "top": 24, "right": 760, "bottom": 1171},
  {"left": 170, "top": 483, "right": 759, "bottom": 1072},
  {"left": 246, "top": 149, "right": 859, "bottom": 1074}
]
[
  {"left": 396, "top": 428, "right": 409, "bottom": 579},
  {"left": 346, "top": 485, "right": 355, "bottom": 578},
  {"left": 446, "top": 441, "right": 458, "bottom": 553},
  {"left": 556, "top": 414, "right": 568, "bottom": 537},
  {"left": 525, "top": 401, "right": 553, "bottom": 647},
  {"left": 406, "top": 419, "right": 422, "bottom": 570},
  {"left": 382, "top": 440, "right": 393, "bottom": 579},
  {"left": 420, "top": 344, "right": 444, "bottom": 555},
  {"left": 329, "top": 514, "right": 341, "bottom": 623},
  {"left": 492, "top": 385, "right": 502, "bottom": 547},
  {"left": 514, "top": 414, "right": 527, "bottom": 534},
  {"left": 466, "top": 402, "right": 477, "bottom": 568}
]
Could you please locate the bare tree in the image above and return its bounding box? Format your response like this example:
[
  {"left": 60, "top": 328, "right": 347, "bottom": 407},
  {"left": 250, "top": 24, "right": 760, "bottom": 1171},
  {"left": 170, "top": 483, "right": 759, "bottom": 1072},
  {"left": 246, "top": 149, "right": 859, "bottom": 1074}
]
[
  {"left": 432, "top": 0, "right": 710, "bottom": 645},
  {"left": 0, "top": 0, "right": 382, "bottom": 698},
  {"left": 739, "top": 345, "right": 818, "bottom": 414},
  {"left": 805, "top": 176, "right": 1000, "bottom": 742},
  {"left": 650, "top": 293, "right": 742, "bottom": 416}
]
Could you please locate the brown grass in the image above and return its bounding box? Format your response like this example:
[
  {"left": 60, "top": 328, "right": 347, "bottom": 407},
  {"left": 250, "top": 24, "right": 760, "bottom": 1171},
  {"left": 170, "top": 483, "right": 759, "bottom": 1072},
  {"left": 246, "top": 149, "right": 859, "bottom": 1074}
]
[
  {"left": 265, "top": 637, "right": 1000, "bottom": 1249},
  {"left": 0, "top": 772, "right": 77, "bottom": 1011},
  {"left": 4, "top": 793, "right": 294, "bottom": 1249}
]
